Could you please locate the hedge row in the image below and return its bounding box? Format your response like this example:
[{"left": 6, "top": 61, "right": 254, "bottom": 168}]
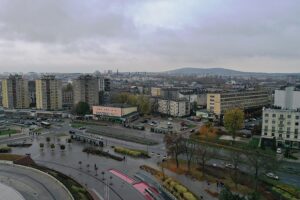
[
  {"left": 140, "top": 165, "right": 198, "bottom": 200},
  {"left": 83, "top": 147, "right": 123, "bottom": 161},
  {"left": 114, "top": 146, "right": 150, "bottom": 158}
]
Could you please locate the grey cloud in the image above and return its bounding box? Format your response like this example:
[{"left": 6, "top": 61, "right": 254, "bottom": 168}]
[{"left": 0, "top": 0, "right": 300, "bottom": 73}]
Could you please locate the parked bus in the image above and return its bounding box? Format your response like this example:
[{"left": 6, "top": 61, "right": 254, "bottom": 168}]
[{"left": 41, "top": 121, "right": 51, "bottom": 128}]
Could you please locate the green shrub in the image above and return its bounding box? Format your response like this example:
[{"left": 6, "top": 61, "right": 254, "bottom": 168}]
[
  {"left": 114, "top": 146, "right": 150, "bottom": 158},
  {"left": 175, "top": 184, "right": 187, "bottom": 193},
  {"left": 183, "top": 192, "right": 197, "bottom": 200}
]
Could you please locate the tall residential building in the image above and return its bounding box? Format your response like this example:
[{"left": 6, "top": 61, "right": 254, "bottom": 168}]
[
  {"left": 207, "top": 90, "right": 270, "bottom": 115},
  {"left": 98, "top": 77, "right": 110, "bottom": 92},
  {"left": 274, "top": 87, "right": 300, "bottom": 110},
  {"left": 261, "top": 108, "right": 300, "bottom": 149},
  {"left": 98, "top": 76, "right": 111, "bottom": 105},
  {"left": 2, "top": 75, "right": 29, "bottom": 109},
  {"left": 36, "top": 75, "right": 62, "bottom": 110},
  {"left": 62, "top": 83, "right": 73, "bottom": 110},
  {"left": 73, "top": 75, "right": 99, "bottom": 107},
  {"left": 158, "top": 98, "right": 190, "bottom": 117}
]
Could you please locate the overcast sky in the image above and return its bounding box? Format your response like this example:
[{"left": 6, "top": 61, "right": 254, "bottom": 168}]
[{"left": 0, "top": 0, "right": 299, "bottom": 73}]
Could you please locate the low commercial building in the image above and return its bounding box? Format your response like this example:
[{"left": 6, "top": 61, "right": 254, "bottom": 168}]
[
  {"left": 261, "top": 108, "right": 300, "bottom": 149},
  {"left": 207, "top": 90, "right": 270, "bottom": 115},
  {"left": 157, "top": 98, "right": 190, "bottom": 117},
  {"left": 93, "top": 104, "right": 138, "bottom": 123}
]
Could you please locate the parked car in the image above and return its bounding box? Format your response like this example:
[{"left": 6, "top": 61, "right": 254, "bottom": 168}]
[
  {"left": 79, "top": 127, "right": 86, "bottom": 130},
  {"left": 276, "top": 148, "right": 282, "bottom": 154},
  {"left": 225, "top": 163, "right": 237, "bottom": 169},
  {"left": 266, "top": 172, "right": 279, "bottom": 180}
]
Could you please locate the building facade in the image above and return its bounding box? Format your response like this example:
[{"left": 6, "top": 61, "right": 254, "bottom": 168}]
[
  {"left": 36, "top": 75, "right": 62, "bottom": 110},
  {"left": 93, "top": 105, "right": 137, "bottom": 117},
  {"left": 261, "top": 108, "right": 300, "bottom": 149},
  {"left": 207, "top": 90, "right": 270, "bottom": 115},
  {"left": 73, "top": 75, "right": 99, "bottom": 107},
  {"left": 158, "top": 99, "right": 190, "bottom": 117},
  {"left": 2, "top": 75, "right": 29, "bottom": 109},
  {"left": 274, "top": 87, "right": 300, "bottom": 110}
]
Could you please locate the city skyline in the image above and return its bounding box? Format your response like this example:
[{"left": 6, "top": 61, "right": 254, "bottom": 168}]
[{"left": 0, "top": 0, "right": 300, "bottom": 73}]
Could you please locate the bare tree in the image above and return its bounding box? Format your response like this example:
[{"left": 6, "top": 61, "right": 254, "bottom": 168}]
[
  {"left": 183, "top": 139, "right": 197, "bottom": 171},
  {"left": 246, "top": 150, "right": 277, "bottom": 192},
  {"left": 228, "top": 151, "right": 244, "bottom": 189},
  {"left": 195, "top": 143, "right": 214, "bottom": 176},
  {"left": 164, "top": 132, "right": 184, "bottom": 168}
]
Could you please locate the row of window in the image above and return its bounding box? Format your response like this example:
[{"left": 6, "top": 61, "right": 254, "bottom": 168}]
[
  {"left": 265, "top": 113, "right": 300, "bottom": 119},
  {"left": 264, "top": 119, "right": 299, "bottom": 126},
  {"left": 264, "top": 132, "right": 299, "bottom": 139},
  {"left": 264, "top": 126, "right": 299, "bottom": 133}
]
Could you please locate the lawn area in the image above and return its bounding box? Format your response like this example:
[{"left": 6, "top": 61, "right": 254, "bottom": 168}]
[
  {"left": 71, "top": 123, "right": 86, "bottom": 129},
  {"left": 248, "top": 137, "right": 260, "bottom": 148},
  {"left": 0, "top": 154, "right": 23, "bottom": 161},
  {"left": 0, "top": 129, "right": 19, "bottom": 136},
  {"left": 88, "top": 129, "right": 158, "bottom": 145}
]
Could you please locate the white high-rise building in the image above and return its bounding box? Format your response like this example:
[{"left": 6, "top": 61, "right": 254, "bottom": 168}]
[
  {"left": 261, "top": 108, "right": 300, "bottom": 149},
  {"left": 274, "top": 87, "right": 300, "bottom": 110}
]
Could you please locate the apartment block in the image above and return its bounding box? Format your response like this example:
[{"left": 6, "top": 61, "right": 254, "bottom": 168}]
[
  {"left": 207, "top": 90, "right": 270, "bottom": 115},
  {"left": 2, "top": 75, "right": 29, "bottom": 109},
  {"left": 151, "top": 87, "right": 161, "bottom": 97},
  {"left": 36, "top": 75, "right": 62, "bottom": 110},
  {"left": 158, "top": 98, "right": 190, "bottom": 117},
  {"left": 261, "top": 108, "right": 300, "bottom": 149},
  {"left": 73, "top": 75, "right": 99, "bottom": 107}
]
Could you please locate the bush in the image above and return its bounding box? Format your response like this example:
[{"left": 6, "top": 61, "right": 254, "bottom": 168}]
[
  {"left": 183, "top": 192, "right": 197, "bottom": 200},
  {"left": 7, "top": 143, "right": 32, "bottom": 147},
  {"left": 114, "top": 146, "right": 150, "bottom": 158},
  {"left": 175, "top": 184, "right": 187, "bottom": 193},
  {"left": 83, "top": 147, "right": 123, "bottom": 161}
]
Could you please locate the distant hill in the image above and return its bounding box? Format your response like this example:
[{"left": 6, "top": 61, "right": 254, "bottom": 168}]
[{"left": 164, "top": 67, "right": 299, "bottom": 77}]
